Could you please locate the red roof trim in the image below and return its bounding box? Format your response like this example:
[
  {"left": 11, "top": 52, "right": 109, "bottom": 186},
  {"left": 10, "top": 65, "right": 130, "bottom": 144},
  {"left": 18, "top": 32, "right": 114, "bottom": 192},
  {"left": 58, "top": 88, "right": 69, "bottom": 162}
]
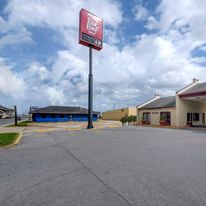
[
  {"left": 139, "top": 106, "right": 175, "bottom": 110},
  {"left": 179, "top": 91, "right": 206, "bottom": 98}
]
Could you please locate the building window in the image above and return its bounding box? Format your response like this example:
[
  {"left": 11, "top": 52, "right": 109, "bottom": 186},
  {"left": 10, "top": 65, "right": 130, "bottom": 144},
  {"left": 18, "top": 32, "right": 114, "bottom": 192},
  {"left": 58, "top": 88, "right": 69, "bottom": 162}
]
[
  {"left": 51, "top": 114, "right": 56, "bottom": 118},
  {"left": 193, "top": 113, "right": 199, "bottom": 121},
  {"left": 142, "top": 112, "right": 151, "bottom": 124},
  {"left": 41, "top": 114, "right": 46, "bottom": 118},
  {"left": 160, "top": 112, "right": 171, "bottom": 125},
  {"left": 60, "top": 114, "right": 64, "bottom": 118}
]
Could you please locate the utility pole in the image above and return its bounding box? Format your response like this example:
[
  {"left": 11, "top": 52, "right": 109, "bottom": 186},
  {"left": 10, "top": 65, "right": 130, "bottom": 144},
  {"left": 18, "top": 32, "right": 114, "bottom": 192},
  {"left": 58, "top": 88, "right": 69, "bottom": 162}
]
[{"left": 14, "top": 105, "right": 17, "bottom": 126}]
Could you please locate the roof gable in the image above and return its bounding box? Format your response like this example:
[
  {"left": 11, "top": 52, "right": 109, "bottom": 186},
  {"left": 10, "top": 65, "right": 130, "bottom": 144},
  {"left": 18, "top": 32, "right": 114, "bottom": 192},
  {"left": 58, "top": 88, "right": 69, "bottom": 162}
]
[
  {"left": 180, "top": 82, "right": 206, "bottom": 95},
  {"left": 31, "top": 106, "right": 99, "bottom": 115},
  {"left": 140, "top": 96, "right": 176, "bottom": 109}
]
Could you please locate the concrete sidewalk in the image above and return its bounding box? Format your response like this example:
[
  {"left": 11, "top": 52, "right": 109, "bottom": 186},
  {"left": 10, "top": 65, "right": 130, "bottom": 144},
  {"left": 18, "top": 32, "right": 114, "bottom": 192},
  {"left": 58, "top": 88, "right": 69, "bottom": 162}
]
[{"left": 0, "top": 120, "right": 122, "bottom": 134}]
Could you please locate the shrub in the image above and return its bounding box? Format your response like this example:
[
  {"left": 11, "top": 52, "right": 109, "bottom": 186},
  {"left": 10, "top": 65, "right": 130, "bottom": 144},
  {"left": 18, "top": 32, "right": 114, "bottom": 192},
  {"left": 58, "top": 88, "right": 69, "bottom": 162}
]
[
  {"left": 127, "top": 115, "right": 133, "bottom": 125},
  {"left": 120, "top": 116, "right": 127, "bottom": 125},
  {"left": 132, "top": 115, "right": 137, "bottom": 124}
]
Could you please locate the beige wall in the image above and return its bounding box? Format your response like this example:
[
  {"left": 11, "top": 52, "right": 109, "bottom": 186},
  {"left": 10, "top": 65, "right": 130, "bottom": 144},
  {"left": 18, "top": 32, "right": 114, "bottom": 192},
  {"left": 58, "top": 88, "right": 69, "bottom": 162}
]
[
  {"left": 137, "top": 107, "right": 176, "bottom": 126},
  {"left": 176, "top": 95, "right": 206, "bottom": 127},
  {"left": 102, "top": 107, "right": 137, "bottom": 121},
  {"left": 137, "top": 97, "right": 206, "bottom": 127}
]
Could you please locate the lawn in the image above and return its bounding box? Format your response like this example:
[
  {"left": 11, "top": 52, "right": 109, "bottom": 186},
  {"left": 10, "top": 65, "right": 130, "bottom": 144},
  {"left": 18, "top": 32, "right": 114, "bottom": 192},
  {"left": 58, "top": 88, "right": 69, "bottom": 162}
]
[
  {"left": 0, "top": 133, "right": 19, "bottom": 146},
  {"left": 7, "top": 120, "right": 32, "bottom": 127},
  {"left": 21, "top": 120, "right": 32, "bottom": 124}
]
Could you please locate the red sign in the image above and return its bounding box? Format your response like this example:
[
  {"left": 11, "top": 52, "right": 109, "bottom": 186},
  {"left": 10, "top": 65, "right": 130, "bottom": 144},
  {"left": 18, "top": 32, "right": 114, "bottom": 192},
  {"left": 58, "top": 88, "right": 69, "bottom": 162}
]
[{"left": 79, "top": 9, "right": 103, "bottom": 51}]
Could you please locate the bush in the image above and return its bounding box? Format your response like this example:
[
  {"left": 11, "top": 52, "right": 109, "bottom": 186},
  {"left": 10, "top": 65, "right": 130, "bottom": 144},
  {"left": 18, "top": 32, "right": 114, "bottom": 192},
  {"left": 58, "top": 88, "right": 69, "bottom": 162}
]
[
  {"left": 120, "top": 116, "right": 127, "bottom": 125},
  {"left": 128, "top": 115, "right": 137, "bottom": 125},
  {"left": 132, "top": 115, "right": 137, "bottom": 124},
  {"left": 127, "top": 115, "right": 133, "bottom": 125},
  {"left": 120, "top": 115, "right": 137, "bottom": 126}
]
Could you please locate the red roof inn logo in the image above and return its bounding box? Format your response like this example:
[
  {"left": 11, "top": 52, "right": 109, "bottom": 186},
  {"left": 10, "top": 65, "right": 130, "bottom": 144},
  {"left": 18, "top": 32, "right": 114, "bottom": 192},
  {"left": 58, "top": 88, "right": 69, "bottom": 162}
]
[{"left": 79, "top": 9, "right": 103, "bottom": 50}]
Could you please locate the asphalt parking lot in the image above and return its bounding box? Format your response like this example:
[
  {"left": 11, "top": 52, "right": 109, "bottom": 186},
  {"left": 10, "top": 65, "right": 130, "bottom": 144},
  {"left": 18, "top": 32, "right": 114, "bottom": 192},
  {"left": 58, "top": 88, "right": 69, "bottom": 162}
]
[{"left": 1, "top": 126, "right": 206, "bottom": 206}]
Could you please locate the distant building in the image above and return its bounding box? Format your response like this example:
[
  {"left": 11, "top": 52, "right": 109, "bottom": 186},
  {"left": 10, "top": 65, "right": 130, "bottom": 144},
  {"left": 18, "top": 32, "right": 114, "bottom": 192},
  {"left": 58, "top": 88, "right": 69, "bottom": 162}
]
[
  {"left": 102, "top": 107, "right": 137, "bottom": 121},
  {"left": 30, "top": 106, "right": 99, "bottom": 122},
  {"left": 0, "top": 105, "right": 14, "bottom": 119},
  {"left": 137, "top": 79, "right": 206, "bottom": 127}
]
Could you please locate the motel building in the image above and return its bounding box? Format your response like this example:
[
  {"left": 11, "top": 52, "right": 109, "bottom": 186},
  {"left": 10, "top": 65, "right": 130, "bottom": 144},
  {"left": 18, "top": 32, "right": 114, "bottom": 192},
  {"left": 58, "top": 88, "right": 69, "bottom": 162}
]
[{"left": 137, "top": 79, "right": 206, "bottom": 128}]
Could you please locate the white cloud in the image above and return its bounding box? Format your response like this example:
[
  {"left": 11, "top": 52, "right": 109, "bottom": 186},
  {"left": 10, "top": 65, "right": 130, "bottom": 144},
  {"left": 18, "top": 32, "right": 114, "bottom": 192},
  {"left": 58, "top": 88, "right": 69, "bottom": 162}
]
[
  {"left": 157, "top": 0, "right": 206, "bottom": 43},
  {"left": 5, "top": 0, "right": 122, "bottom": 29},
  {"left": 0, "top": 27, "right": 33, "bottom": 48},
  {"left": 104, "top": 29, "right": 120, "bottom": 45},
  {"left": 25, "top": 62, "right": 50, "bottom": 81},
  {"left": 0, "top": 58, "right": 25, "bottom": 99},
  {"left": 1, "top": 0, "right": 206, "bottom": 113},
  {"left": 2, "top": 0, "right": 123, "bottom": 51},
  {"left": 46, "top": 87, "right": 65, "bottom": 105},
  {"left": 50, "top": 50, "right": 87, "bottom": 84},
  {"left": 191, "top": 57, "right": 206, "bottom": 64},
  {"left": 199, "top": 46, "right": 206, "bottom": 52},
  {"left": 145, "top": 16, "right": 159, "bottom": 30},
  {"left": 134, "top": 5, "right": 148, "bottom": 21}
]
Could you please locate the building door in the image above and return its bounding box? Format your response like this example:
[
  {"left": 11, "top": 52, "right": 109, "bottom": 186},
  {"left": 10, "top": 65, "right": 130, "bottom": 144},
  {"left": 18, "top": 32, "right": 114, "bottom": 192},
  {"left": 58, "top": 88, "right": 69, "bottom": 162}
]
[
  {"left": 202, "top": 113, "right": 205, "bottom": 125},
  {"left": 187, "top": 113, "right": 192, "bottom": 126},
  {"left": 143, "top": 113, "right": 151, "bottom": 124}
]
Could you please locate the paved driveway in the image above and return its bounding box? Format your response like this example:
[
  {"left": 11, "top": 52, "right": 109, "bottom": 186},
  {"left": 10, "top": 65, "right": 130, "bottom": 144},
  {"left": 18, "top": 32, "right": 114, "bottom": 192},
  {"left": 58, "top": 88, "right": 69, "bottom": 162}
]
[{"left": 0, "top": 127, "right": 206, "bottom": 206}]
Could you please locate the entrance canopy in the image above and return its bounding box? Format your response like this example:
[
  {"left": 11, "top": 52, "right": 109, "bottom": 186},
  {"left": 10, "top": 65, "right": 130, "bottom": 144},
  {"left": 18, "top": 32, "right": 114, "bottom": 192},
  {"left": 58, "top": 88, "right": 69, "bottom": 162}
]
[
  {"left": 179, "top": 82, "right": 206, "bottom": 102},
  {"left": 180, "top": 94, "right": 206, "bottom": 103},
  {"left": 179, "top": 83, "right": 206, "bottom": 127}
]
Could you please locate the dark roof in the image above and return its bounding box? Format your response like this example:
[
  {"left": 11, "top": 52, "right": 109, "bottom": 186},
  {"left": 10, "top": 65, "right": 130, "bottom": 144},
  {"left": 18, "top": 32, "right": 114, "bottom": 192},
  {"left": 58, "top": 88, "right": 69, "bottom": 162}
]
[
  {"left": 0, "top": 105, "right": 13, "bottom": 111},
  {"left": 181, "top": 82, "right": 206, "bottom": 95},
  {"left": 140, "top": 96, "right": 176, "bottom": 109},
  {"left": 31, "top": 106, "right": 100, "bottom": 115}
]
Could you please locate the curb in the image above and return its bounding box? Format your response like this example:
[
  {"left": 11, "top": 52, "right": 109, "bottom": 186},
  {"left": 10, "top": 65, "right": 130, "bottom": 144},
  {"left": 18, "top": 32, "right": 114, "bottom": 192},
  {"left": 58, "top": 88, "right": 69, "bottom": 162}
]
[
  {"left": 65, "top": 128, "right": 81, "bottom": 131},
  {"left": 108, "top": 125, "right": 121, "bottom": 128},
  {"left": 92, "top": 127, "right": 104, "bottom": 130},
  {"left": 4, "top": 132, "right": 23, "bottom": 148}
]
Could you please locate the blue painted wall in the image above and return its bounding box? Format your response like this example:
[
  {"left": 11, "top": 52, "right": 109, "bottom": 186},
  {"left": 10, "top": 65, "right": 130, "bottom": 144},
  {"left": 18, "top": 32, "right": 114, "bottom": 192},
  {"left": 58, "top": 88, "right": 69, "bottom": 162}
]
[{"left": 32, "top": 113, "right": 98, "bottom": 122}]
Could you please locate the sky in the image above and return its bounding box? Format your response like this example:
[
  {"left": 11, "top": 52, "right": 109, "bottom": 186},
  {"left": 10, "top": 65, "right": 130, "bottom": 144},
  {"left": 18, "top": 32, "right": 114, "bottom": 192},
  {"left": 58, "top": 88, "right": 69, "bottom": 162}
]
[{"left": 0, "top": 0, "right": 206, "bottom": 114}]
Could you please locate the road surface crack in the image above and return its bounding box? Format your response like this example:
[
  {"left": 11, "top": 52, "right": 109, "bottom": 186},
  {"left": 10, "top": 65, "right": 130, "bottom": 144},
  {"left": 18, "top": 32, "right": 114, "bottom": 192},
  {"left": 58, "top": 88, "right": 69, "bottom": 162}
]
[{"left": 58, "top": 142, "right": 133, "bottom": 206}]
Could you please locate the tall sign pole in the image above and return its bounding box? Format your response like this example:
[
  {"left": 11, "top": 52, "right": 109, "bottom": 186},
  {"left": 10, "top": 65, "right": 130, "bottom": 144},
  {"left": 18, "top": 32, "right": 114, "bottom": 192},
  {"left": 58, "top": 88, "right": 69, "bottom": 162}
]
[
  {"left": 88, "top": 46, "right": 93, "bottom": 128},
  {"left": 79, "top": 8, "right": 103, "bottom": 129}
]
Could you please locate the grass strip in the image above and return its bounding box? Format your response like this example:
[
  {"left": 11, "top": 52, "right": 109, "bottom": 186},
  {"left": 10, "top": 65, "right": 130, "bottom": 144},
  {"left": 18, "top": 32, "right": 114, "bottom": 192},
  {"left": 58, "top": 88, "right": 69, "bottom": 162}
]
[{"left": 0, "top": 133, "right": 19, "bottom": 146}]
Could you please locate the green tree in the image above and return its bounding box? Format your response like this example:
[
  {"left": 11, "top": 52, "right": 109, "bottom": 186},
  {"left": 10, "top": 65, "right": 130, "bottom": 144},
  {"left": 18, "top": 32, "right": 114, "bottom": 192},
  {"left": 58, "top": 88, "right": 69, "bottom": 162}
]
[
  {"left": 120, "top": 116, "right": 127, "bottom": 126},
  {"left": 132, "top": 115, "right": 137, "bottom": 124},
  {"left": 127, "top": 115, "right": 133, "bottom": 125}
]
